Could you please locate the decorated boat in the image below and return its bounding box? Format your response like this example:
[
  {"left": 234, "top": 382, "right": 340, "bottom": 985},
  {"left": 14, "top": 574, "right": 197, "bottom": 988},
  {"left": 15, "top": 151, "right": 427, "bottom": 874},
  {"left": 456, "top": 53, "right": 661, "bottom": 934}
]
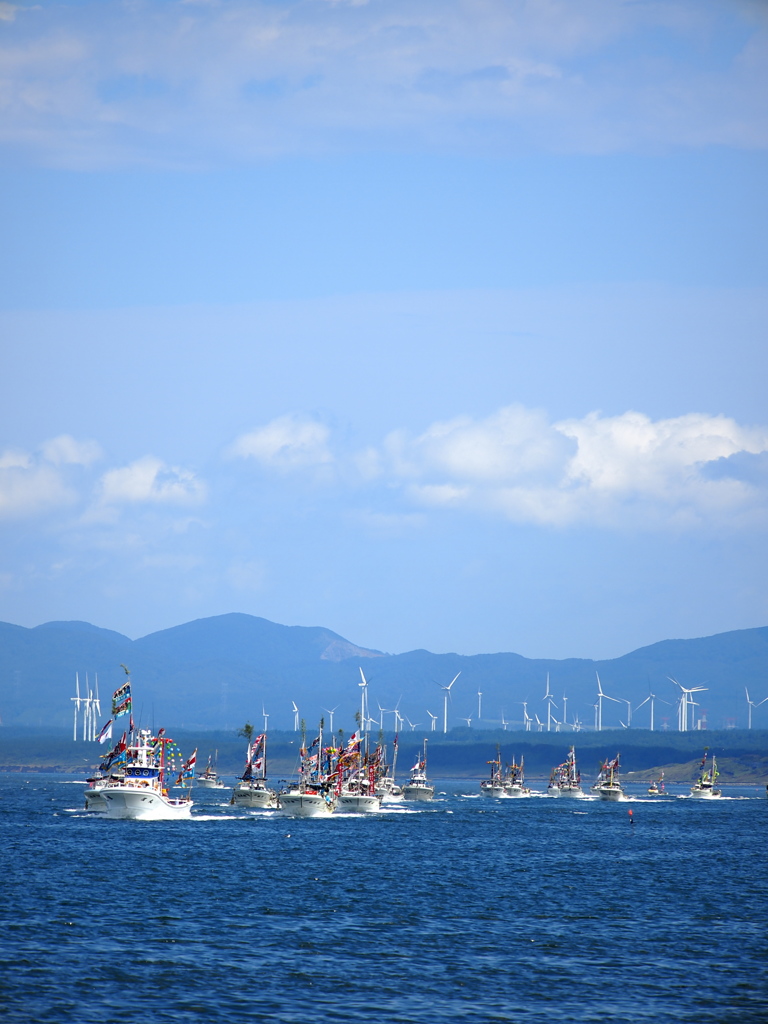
[
  {"left": 402, "top": 740, "right": 434, "bottom": 802},
  {"left": 232, "top": 734, "right": 278, "bottom": 809},
  {"left": 690, "top": 751, "right": 721, "bottom": 799},
  {"left": 647, "top": 771, "right": 665, "bottom": 796},
  {"left": 279, "top": 723, "right": 337, "bottom": 817},
  {"left": 196, "top": 751, "right": 225, "bottom": 789},
  {"left": 375, "top": 737, "right": 403, "bottom": 803},
  {"left": 84, "top": 670, "right": 133, "bottom": 812},
  {"left": 101, "top": 729, "right": 194, "bottom": 820},
  {"left": 504, "top": 756, "right": 530, "bottom": 797},
  {"left": 548, "top": 746, "right": 584, "bottom": 798},
  {"left": 480, "top": 749, "right": 506, "bottom": 798},
  {"left": 592, "top": 754, "right": 624, "bottom": 801}
]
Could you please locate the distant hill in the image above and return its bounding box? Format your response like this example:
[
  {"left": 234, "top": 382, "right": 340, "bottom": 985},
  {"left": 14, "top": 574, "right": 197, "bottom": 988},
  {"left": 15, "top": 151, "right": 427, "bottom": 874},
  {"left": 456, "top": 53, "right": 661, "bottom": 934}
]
[{"left": 0, "top": 613, "right": 767, "bottom": 733}]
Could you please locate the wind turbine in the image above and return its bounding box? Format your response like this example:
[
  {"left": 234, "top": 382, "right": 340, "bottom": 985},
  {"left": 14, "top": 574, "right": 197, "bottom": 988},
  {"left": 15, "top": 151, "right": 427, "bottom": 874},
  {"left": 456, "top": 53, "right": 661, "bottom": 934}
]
[
  {"left": 477, "top": 690, "right": 483, "bottom": 722},
  {"left": 92, "top": 674, "right": 101, "bottom": 740},
  {"left": 745, "top": 687, "right": 768, "bottom": 729},
  {"left": 501, "top": 710, "right": 509, "bottom": 732},
  {"left": 427, "top": 710, "right": 438, "bottom": 732},
  {"left": 405, "top": 715, "right": 420, "bottom": 732},
  {"left": 668, "top": 678, "right": 707, "bottom": 732},
  {"left": 438, "top": 672, "right": 460, "bottom": 734},
  {"left": 620, "top": 698, "right": 632, "bottom": 729},
  {"left": 359, "top": 667, "right": 371, "bottom": 735},
  {"left": 595, "top": 673, "right": 621, "bottom": 731},
  {"left": 636, "top": 692, "right": 658, "bottom": 731},
  {"left": 519, "top": 701, "right": 531, "bottom": 732},
  {"left": 561, "top": 693, "right": 569, "bottom": 729},
  {"left": 543, "top": 674, "right": 557, "bottom": 732},
  {"left": 262, "top": 705, "right": 270, "bottom": 732},
  {"left": 534, "top": 713, "right": 543, "bottom": 732},
  {"left": 291, "top": 701, "right": 299, "bottom": 731},
  {"left": 321, "top": 705, "right": 338, "bottom": 734},
  {"left": 376, "top": 702, "right": 389, "bottom": 731},
  {"left": 71, "top": 673, "right": 82, "bottom": 741},
  {"left": 461, "top": 715, "right": 472, "bottom": 728}
]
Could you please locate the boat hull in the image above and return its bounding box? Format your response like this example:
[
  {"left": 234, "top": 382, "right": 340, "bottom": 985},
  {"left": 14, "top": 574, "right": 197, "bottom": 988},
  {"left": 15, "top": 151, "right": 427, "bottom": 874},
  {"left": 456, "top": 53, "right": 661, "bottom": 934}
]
[
  {"left": 504, "top": 785, "right": 529, "bottom": 798},
  {"left": 102, "top": 786, "right": 192, "bottom": 820},
  {"left": 232, "top": 784, "right": 278, "bottom": 809},
  {"left": 337, "top": 794, "right": 381, "bottom": 813},
  {"left": 84, "top": 788, "right": 108, "bottom": 812},
  {"left": 596, "top": 784, "right": 624, "bottom": 802},
  {"left": 279, "top": 792, "right": 335, "bottom": 817},
  {"left": 195, "top": 777, "right": 225, "bottom": 790},
  {"left": 481, "top": 784, "right": 505, "bottom": 798},
  {"left": 549, "top": 785, "right": 584, "bottom": 799},
  {"left": 690, "top": 787, "right": 721, "bottom": 799},
  {"left": 402, "top": 784, "right": 434, "bottom": 802}
]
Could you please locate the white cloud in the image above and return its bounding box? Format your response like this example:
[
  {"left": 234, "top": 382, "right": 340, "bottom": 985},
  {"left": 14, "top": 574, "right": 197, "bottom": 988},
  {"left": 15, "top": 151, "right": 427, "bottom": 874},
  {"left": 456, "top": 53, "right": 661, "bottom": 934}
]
[
  {"left": 229, "top": 414, "right": 333, "bottom": 470},
  {"left": 40, "top": 434, "right": 102, "bottom": 466},
  {"left": 0, "top": 435, "right": 101, "bottom": 518},
  {"left": 0, "top": 461, "right": 76, "bottom": 518},
  {"left": 97, "top": 456, "right": 207, "bottom": 506},
  {"left": 0, "top": 0, "right": 765, "bottom": 167},
  {"left": 376, "top": 406, "right": 768, "bottom": 528}
]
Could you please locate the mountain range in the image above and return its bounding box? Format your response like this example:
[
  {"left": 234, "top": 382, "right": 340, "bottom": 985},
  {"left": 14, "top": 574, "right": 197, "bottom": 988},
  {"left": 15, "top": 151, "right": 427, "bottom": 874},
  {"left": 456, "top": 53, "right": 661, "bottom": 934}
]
[{"left": 1, "top": 614, "right": 767, "bottom": 734}]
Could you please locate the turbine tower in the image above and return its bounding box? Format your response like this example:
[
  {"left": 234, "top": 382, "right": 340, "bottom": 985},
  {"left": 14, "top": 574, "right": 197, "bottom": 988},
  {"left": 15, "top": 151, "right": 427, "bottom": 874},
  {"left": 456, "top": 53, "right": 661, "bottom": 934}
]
[
  {"left": 745, "top": 687, "right": 768, "bottom": 729},
  {"left": 595, "top": 672, "right": 620, "bottom": 731},
  {"left": 70, "top": 673, "right": 83, "bottom": 741},
  {"left": 322, "top": 705, "right": 338, "bottom": 733},
  {"left": 543, "top": 674, "right": 557, "bottom": 732},
  {"left": 291, "top": 701, "right": 299, "bottom": 731},
  {"left": 439, "top": 672, "right": 460, "bottom": 734},
  {"left": 668, "top": 678, "right": 707, "bottom": 732},
  {"left": 427, "top": 710, "right": 438, "bottom": 731}
]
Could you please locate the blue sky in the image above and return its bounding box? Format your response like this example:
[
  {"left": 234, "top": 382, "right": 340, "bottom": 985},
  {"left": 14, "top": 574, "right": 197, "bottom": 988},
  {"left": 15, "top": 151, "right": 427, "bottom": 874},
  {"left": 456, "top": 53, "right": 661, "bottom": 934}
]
[{"left": 0, "top": 0, "right": 766, "bottom": 659}]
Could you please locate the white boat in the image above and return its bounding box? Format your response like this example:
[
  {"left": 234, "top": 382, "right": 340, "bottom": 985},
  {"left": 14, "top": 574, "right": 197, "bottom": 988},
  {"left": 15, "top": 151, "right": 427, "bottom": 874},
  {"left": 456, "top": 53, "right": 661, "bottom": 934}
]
[
  {"left": 196, "top": 751, "right": 225, "bottom": 789},
  {"left": 375, "top": 774, "right": 404, "bottom": 803},
  {"left": 647, "top": 771, "right": 665, "bottom": 796},
  {"left": 232, "top": 734, "right": 278, "bottom": 809},
  {"left": 548, "top": 746, "right": 584, "bottom": 798},
  {"left": 504, "top": 756, "right": 530, "bottom": 798},
  {"left": 592, "top": 754, "right": 624, "bottom": 801},
  {"left": 402, "top": 740, "right": 434, "bottom": 802},
  {"left": 337, "top": 771, "right": 382, "bottom": 813},
  {"left": 480, "top": 749, "right": 506, "bottom": 797},
  {"left": 101, "top": 729, "right": 194, "bottom": 820},
  {"left": 690, "top": 751, "right": 721, "bottom": 799},
  {"left": 375, "top": 739, "right": 404, "bottom": 802},
  {"left": 84, "top": 775, "right": 109, "bottom": 812},
  {"left": 279, "top": 722, "right": 337, "bottom": 817},
  {"left": 279, "top": 781, "right": 336, "bottom": 816}
]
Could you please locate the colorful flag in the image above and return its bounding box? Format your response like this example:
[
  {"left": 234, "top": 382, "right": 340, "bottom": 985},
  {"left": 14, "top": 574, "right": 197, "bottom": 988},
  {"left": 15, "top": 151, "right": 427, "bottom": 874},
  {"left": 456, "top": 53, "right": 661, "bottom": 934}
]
[
  {"left": 96, "top": 719, "right": 113, "bottom": 744},
  {"left": 112, "top": 682, "right": 132, "bottom": 717}
]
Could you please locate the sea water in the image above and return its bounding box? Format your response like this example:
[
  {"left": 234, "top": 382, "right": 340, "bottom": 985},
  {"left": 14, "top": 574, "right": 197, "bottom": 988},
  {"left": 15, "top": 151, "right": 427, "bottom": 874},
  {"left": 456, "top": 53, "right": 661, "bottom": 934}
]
[{"left": 0, "top": 776, "right": 766, "bottom": 1023}]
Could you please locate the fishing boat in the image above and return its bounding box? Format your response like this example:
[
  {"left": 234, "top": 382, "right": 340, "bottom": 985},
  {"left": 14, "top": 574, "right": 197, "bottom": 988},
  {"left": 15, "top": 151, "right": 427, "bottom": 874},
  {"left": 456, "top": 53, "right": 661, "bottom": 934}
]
[
  {"left": 592, "top": 754, "right": 624, "bottom": 801},
  {"left": 196, "top": 751, "right": 225, "bottom": 789},
  {"left": 337, "top": 768, "right": 382, "bottom": 813},
  {"left": 375, "top": 738, "right": 403, "bottom": 803},
  {"left": 101, "top": 729, "right": 194, "bottom": 820},
  {"left": 547, "top": 746, "right": 583, "bottom": 798},
  {"left": 480, "top": 749, "right": 506, "bottom": 797},
  {"left": 690, "top": 751, "right": 721, "bottom": 799},
  {"left": 336, "top": 684, "right": 382, "bottom": 813},
  {"left": 279, "top": 723, "right": 337, "bottom": 817},
  {"left": 232, "top": 734, "right": 278, "bottom": 809},
  {"left": 402, "top": 740, "right": 434, "bottom": 802},
  {"left": 647, "top": 771, "right": 665, "bottom": 796},
  {"left": 504, "top": 756, "right": 530, "bottom": 797}
]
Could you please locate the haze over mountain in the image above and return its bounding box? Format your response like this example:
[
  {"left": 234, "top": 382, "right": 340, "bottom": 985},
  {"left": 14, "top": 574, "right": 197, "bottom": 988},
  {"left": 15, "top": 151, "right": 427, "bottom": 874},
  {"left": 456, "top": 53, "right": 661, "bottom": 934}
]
[{"left": 1, "top": 614, "right": 766, "bottom": 734}]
